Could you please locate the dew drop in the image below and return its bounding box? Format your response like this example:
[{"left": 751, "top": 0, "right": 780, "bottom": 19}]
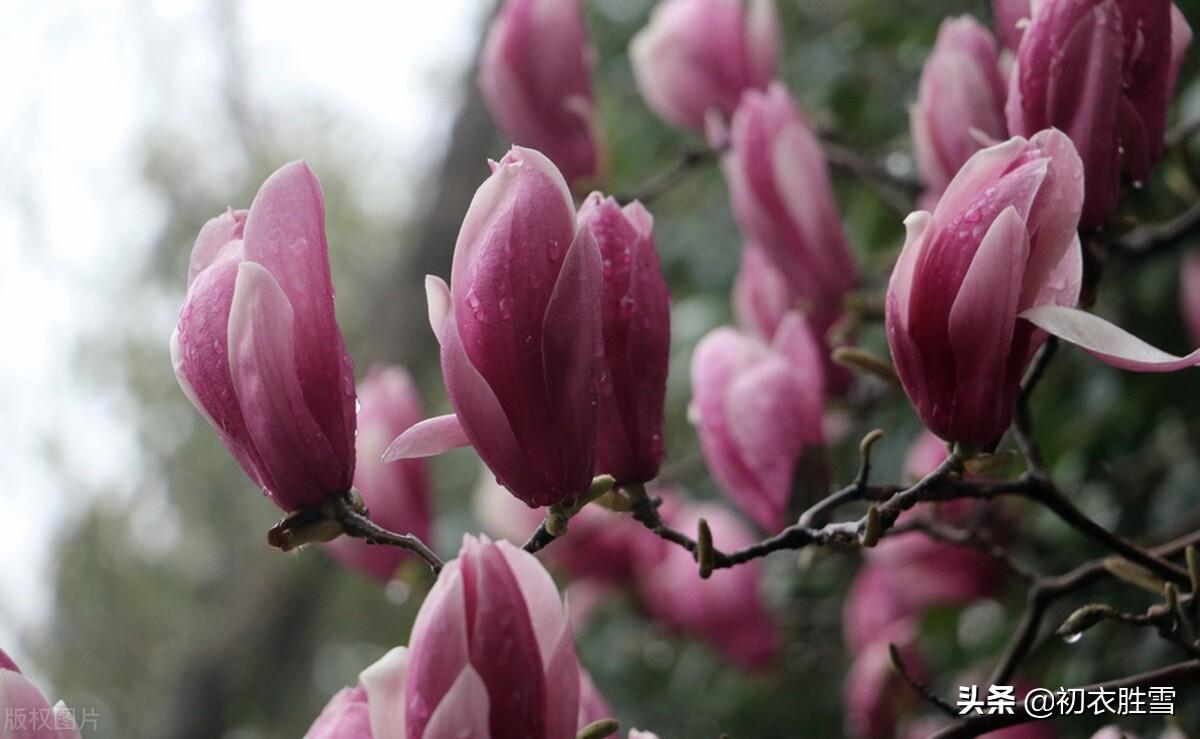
[{"left": 619, "top": 295, "right": 636, "bottom": 318}]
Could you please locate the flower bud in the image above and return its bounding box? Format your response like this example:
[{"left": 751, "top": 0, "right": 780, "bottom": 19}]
[
  {"left": 1006, "top": 0, "right": 1193, "bottom": 228},
  {"left": 911, "top": 16, "right": 1008, "bottom": 198},
  {"left": 633, "top": 496, "right": 779, "bottom": 670},
  {"left": 690, "top": 314, "right": 825, "bottom": 532},
  {"left": 886, "top": 131, "right": 1086, "bottom": 445},
  {"left": 387, "top": 148, "right": 604, "bottom": 508},
  {"left": 577, "top": 194, "right": 670, "bottom": 485},
  {"left": 630, "top": 0, "right": 779, "bottom": 131},
  {"left": 306, "top": 536, "right": 581, "bottom": 739},
  {"left": 172, "top": 162, "right": 357, "bottom": 512},
  {"left": 0, "top": 649, "right": 81, "bottom": 739},
  {"left": 480, "top": 0, "right": 604, "bottom": 184},
  {"left": 723, "top": 83, "right": 858, "bottom": 346},
  {"left": 324, "top": 366, "right": 432, "bottom": 582},
  {"left": 732, "top": 243, "right": 792, "bottom": 341},
  {"left": 992, "top": 0, "right": 1032, "bottom": 50}
]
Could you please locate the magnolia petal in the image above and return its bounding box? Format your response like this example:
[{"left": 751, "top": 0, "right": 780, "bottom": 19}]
[
  {"left": 889, "top": 211, "right": 932, "bottom": 324},
  {"left": 227, "top": 262, "right": 344, "bottom": 509},
  {"left": 947, "top": 207, "right": 1028, "bottom": 439},
  {"left": 404, "top": 561, "right": 470, "bottom": 739},
  {"left": 425, "top": 275, "right": 452, "bottom": 345},
  {"left": 383, "top": 415, "right": 471, "bottom": 462},
  {"left": 419, "top": 665, "right": 490, "bottom": 739},
  {"left": 1021, "top": 305, "right": 1200, "bottom": 372},
  {"left": 188, "top": 209, "right": 246, "bottom": 286}
]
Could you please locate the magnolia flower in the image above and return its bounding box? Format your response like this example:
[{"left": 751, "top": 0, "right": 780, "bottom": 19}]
[
  {"left": 578, "top": 193, "right": 671, "bottom": 486},
  {"left": 0, "top": 648, "right": 81, "bottom": 739},
  {"left": 633, "top": 496, "right": 779, "bottom": 670},
  {"left": 324, "top": 366, "right": 432, "bottom": 581},
  {"left": 386, "top": 148, "right": 603, "bottom": 508},
  {"left": 1006, "top": 0, "right": 1193, "bottom": 227},
  {"left": 1182, "top": 253, "right": 1200, "bottom": 345},
  {"left": 172, "top": 162, "right": 357, "bottom": 512},
  {"left": 690, "top": 313, "right": 825, "bottom": 532},
  {"left": 306, "top": 536, "right": 581, "bottom": 739},
  {"left": 887, "top": 130, "right": 1200, "bottom": 445},
  {"left": 911, "top": 16, "right": 1009, "bottom": 198},
  {"left": 479, "top": 0, "right": 604, "bottom": 184},
  {"left": 844, "top": 625, "right": 925, "bottom": 739},
  {"left": 630, "top": 0, "right": 779, "bottom": 131},
  {"left": 722, "top": 83, "right": 858, "bottom": 352}
]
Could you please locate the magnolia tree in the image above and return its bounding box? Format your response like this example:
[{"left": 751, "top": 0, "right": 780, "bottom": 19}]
[{"left": 13, "top": 0, "right": 1200, "bottom": 737}]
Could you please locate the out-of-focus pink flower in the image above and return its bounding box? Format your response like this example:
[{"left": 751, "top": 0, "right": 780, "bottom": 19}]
[
  {"left": 172, "top": 162, "right": 357, "bottom": 512},
  {"left": 633, "top": 496, "right": 779, "bottom": 670},
  {"left": 1182, "top": 254, "right": 1200, "bottom": 345},
  {"left": 903, "top": 430, "right": 950, "bottom": 483},
  {"left": 732, "top": 243, "right": 792, "bottom": 341},
  {"left": 307, "top": 536, "right": 581, "bottom": 739},
  {"left": 887, "top": 131, "right": 1085, "bottom": 445},
  {"left": 0, "top": 649, "right": 81, "bottom": 739},
  {"left": 474, "top": 470, "right": 643, "bottom": 584},
  {"left": 844, "top": 624, "right": 925, "bottom": 739},
  {"left": 993, "top": 0, "right": 1032, "bottom": 50},
  {"left": 630, "top": 0, "right": 779, "bottom": 131},
  {"left": 1006, "top": 0, "right": 1193, "bottom": 227},
  {"left": 479, "top": 0, "right": 604, "bottom": 184},
  {"left": 690, "top": 314, "right": 825, "bottom": 531},
  {"left": 911, "top": 16, "right": 1009, "bottom": 198},
  {"left": 578, "top": 194, "right": 671, "bottom": 485},
  {"left": 723, "top": 83, "right": 858, "bottom": 353},
  {"left": 386, "top": 148, "right": 603, "bottom": 508},
  {"left": 324, "top": 366, "right": 432, "bottom": 582}
]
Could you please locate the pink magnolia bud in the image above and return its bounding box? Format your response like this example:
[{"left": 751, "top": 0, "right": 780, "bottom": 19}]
[
  {"left": 844, "top": 624, "right": 925, "bottom": 739},
  {"left": 1183, "top": 253, "right": 1200, "bottom": 345},
  {"left": 993, "top": 0, "right": 1032, "bottom": 50},
  {"left": 723, "top": 83, "right": 858, "bottom": 342},
  {"left": 324, "top": 366, "right": 432, "bottom": 582},
  {"left": 577, "top": 194, "right": 671, "bottom": 485},
  {"left": 576, "top": 668, "right": 612, "bottom": 728},
  {"left": 634, "top": 496, "right": 779, "bottom": 670},
  {"left": 405, "top": 535, "right": 580, "bottom": 739},
  {"left": 172, "top": 162, "right": 357, "bottom": 512},
  {"left": 0, "top": 649, "right": 82, "bottom": 739},
  {"left": 886, "top": 130, "right": 1085, "bottom": 445},
  {"left": 690, "top": 314, "right": 825, "bottom": 532},
  {"left": 308, "top": 536, "right": 582, "bottom": 739},
  {"left": 480, "top": 0, "right": 604, "bottom": 184},
  {"left": 387, "top": 148, "right": 604, "bottom": 508},
  {"left": 1007, "top": 0, "right": 1193, "bottom": 228},
  {"left": 911, "top": 16, "right": 1009, "bottom": 197},
  {"left": 903, "top": 430, "right": 950, "bottom": 483},
  {"left": 630, "top": 0, "right": 779, "bottom": 131}
]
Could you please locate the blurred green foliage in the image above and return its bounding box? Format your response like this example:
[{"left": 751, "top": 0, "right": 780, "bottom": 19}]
[{"left": 24, "top": 0, "right": 1200, "bottom": 736}]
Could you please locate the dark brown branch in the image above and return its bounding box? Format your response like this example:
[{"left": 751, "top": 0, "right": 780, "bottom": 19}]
[
  {"left": 1113, "top": 198, "right": 1200, "bottom": 256},
  {"left": 931, "top": 660, "right": 1200, "bottom": 738},
  {"left": 322, "top": 494, "right": 443, "bottom": 573},
  {"left": 889, "top": 643, "right": 959, "bottom": 718},
  {"left": 821, "top": 138, "right": 920, "bottom": 216}
]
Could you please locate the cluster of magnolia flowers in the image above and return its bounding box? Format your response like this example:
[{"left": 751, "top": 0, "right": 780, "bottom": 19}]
[{"left": 7, "top": 0, "right": 1199, "bottom": 738}]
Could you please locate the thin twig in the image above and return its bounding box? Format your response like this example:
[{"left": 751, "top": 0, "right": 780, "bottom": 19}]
[
  {"left": 614, "top": 147, "right": 720, "bottom": 204},
  {"left": 889, "top": 643, "right": 959, "bottom": 718},
  {"left": 1113, "top": 198, "right": 1200, "bottom": 256},
  {"left": 323, "top": 494, "right": 444, "bottom": 574}
]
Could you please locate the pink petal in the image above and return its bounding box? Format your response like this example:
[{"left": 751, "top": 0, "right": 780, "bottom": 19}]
[
  {"left": 889, "top": 211, "right": 932, "bottom": 325},
  {"left": 458, "top": 536, "right": 547, "bottom": 739},
  {"left": 187, "top": 209, "right": 246, "bottom": 286},
  {"left": 227, "top": 262, "right": 345, "bottom": 510},
  {"left": 304, "top": 686, "right": 373, "bottom": 739},
  {"left": 241, "top": 161, "right": 357, "bottom": 484},
  {"left": 947, "top": 207, "right": 1029, "bottom": 438},
  {"left": 576, "top": 668, "right": 612, "bottom": 729},
  {"left": 0, "top": 669, "right": 81, "bottom": 739},
  {"left": 425, "top": 276, "right": 452, "bottom": 344},
  {"left": 405, "top": 562, "right": 470, "bottom": 739},
  {"left": 419, "top": 665, "right": 491, "bottom": 739},
  {"left": 0, "top": 650, "right": 17, "bottom": 673},
  {"left": 930, "top": 136, "right": 1026, "bottom": 236},
  {"left": 538, "top": 224, "right": 604, "bottom": 501},
  {"left": 1168, "top": 4, "right": 1194, "bottom": 94},
  {"left": 1020, "top": 305, "right": 1200, "bottom": 372},
  {"left": 383, "top": 415, "right": 471, "bottom": 462}
]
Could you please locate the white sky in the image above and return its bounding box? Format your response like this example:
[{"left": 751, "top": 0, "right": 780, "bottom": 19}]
[{"left": 0, "top": 0, "right": 489, "bottom": 671}]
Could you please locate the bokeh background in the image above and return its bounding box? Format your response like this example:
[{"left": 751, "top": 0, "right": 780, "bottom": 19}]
[{"left": 3, "top": 0, "right": 1200, "bottom": 736}]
